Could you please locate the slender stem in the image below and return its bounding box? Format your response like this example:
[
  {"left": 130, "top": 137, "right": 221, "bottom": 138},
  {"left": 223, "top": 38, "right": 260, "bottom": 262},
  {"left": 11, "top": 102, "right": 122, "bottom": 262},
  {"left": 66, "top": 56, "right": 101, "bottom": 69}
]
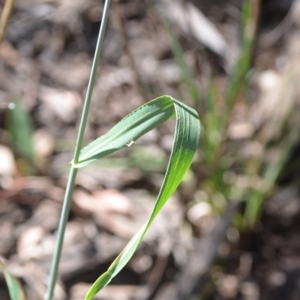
[
  {"left": 45, "top": 167, "right": 77, "bottom": 300},
  {"left": 45, "top": 1, "right": 111, "bottom": 299},
  {"left": 73, "top": 0, "right": 112, "bottom": 164}
]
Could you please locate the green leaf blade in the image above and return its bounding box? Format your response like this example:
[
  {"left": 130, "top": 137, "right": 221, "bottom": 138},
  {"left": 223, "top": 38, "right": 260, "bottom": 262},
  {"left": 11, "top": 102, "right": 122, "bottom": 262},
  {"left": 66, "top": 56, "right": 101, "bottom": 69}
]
[
  {"left": 82, "top": 96, "right": 200, "bottom": 299},
  {"left": 74, "top": 96, "right": 175, "bottom": 168},
  {"left": 6, "top": 100, "right": 35, "bottom": 161},
  {"left": 0, "top": 263, "right": 26, "bottom": 300}
]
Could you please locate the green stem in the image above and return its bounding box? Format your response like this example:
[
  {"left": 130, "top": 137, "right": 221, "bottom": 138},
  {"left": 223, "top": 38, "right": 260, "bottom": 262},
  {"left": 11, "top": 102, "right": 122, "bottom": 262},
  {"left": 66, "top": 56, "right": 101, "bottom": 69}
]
[
  {"left": 45, "top": 1, "right": 111, "bottom": 299},
  {"left": 45, "top": 167, "right": 77, "bottom": 300}
]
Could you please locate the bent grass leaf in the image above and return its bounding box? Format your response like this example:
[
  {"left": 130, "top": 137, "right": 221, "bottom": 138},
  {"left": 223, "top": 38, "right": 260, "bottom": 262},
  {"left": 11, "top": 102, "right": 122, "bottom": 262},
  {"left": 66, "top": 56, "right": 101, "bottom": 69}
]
[
  {"left": 0, "top": 262, "right": 26, "bottom": 300},
  {"left": 73, "top": 96, "right": 175, "bottom": 168},
  {"left": 73, "top": 95, "right": 200, "bottom": 300}
]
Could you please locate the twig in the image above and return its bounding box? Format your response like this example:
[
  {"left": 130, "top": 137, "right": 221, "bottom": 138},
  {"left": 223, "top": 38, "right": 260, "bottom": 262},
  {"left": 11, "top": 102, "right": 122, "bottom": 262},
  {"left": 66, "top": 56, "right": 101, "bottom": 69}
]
[{"left": 0, "top": 0, "right": 14, "bottom": 43}]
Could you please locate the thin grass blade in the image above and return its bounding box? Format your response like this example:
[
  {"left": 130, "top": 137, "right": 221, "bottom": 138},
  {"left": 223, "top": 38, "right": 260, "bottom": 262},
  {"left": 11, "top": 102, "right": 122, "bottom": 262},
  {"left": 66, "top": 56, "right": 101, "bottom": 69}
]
[{"left": 0, "top": 262, "right": 26, "bottom": 300}]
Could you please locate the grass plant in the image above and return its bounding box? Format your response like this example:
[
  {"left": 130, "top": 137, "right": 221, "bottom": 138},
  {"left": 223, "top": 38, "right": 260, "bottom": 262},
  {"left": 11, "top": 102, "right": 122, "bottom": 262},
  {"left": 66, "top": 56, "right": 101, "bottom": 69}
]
[
  {"left": 157, "top": 0, "right": 298, "bottom": 232},
  {"left": 1, "top": 0, "right": 300, "bottom": 299},
  {"left": 43, "top": 1, "right": 200, "bottom": 300}
]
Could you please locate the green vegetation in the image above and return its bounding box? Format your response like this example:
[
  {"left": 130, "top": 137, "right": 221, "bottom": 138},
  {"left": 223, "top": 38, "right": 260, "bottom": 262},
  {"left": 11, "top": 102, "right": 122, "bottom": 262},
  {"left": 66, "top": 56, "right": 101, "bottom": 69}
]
[
  {"left": 44, "top": 0, "right": 200, "bottom": 299},
  {"left": 1, "top": 0, "right": 299, "bottom": 299},
  {"left": 0, "top": 262, "right": 26, "bottom": 300}
]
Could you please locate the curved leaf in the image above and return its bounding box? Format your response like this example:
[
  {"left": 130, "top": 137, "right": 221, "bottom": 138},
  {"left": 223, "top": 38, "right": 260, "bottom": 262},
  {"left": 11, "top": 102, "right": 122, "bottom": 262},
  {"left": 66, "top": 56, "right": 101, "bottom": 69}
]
[
  {"left": 73, "top": 96, "right": 176, "bottom": 168},
  {"left": 75, "top": 95, "right": 200, "bottom": 300}
]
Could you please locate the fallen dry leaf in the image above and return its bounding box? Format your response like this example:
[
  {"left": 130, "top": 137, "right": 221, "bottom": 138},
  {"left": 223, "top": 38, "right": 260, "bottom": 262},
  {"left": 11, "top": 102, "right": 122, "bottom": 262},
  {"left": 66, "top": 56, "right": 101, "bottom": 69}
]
[
  {"left": 32, "top": 129, "right": 54, "bottom": 158},
  {"left": 39, "top": 86, "right": 81, "bottom": 123},
  {"left": 0, "top": 144, "right": 16, "bottom": 176},
  {"left": 74, "top": 189, "right": 136, "bottom": 237}
]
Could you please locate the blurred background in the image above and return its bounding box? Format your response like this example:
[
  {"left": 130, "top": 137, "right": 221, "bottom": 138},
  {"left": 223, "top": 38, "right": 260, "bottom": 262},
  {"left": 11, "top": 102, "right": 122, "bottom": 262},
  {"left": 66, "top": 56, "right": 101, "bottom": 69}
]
[{"left": 0, "top": 0, "right": 300, "bottom": 299}]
